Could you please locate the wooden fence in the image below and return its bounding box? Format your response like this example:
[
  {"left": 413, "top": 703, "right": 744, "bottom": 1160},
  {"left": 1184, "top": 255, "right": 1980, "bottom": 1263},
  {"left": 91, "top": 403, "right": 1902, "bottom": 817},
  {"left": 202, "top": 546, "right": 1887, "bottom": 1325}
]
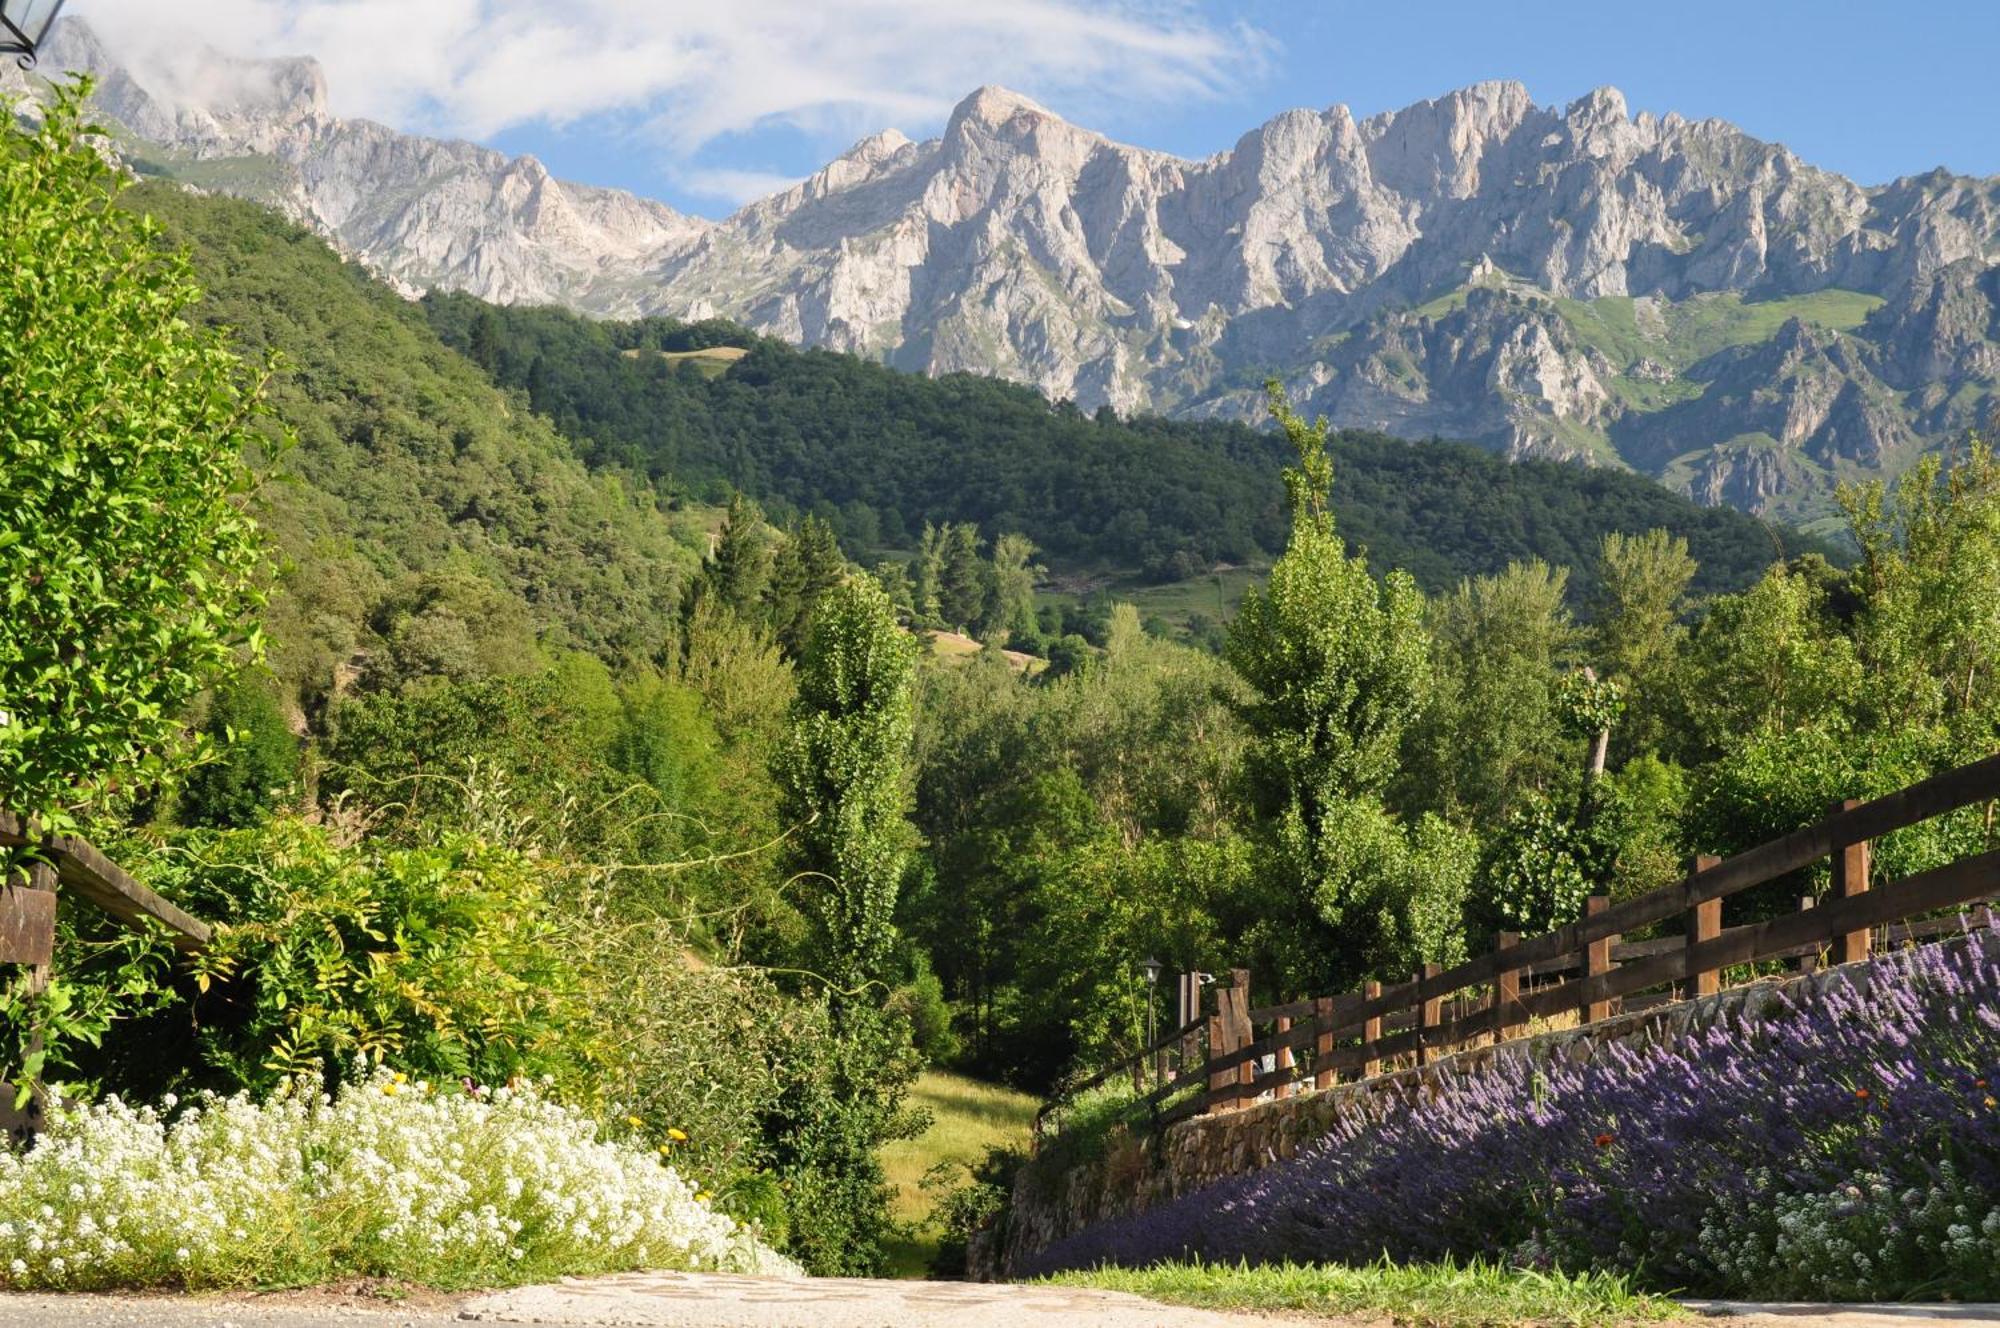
[
  {"left": 1037, "top": 752, "right": 2000, "bottom": 1143},
  {"left": 1, "top": 812, "right": 208, "bottom": 1140}
]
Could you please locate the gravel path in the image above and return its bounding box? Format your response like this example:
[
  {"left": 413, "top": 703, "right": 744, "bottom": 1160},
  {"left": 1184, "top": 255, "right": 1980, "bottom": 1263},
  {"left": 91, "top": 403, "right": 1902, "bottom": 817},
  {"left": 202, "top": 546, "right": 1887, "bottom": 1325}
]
[
  {"left": 0, "top": 1275, "right": 1279, "bottom": 1328},
  {"left": 2, "top": 1277, "right": 1997, "bottom": 1328}
]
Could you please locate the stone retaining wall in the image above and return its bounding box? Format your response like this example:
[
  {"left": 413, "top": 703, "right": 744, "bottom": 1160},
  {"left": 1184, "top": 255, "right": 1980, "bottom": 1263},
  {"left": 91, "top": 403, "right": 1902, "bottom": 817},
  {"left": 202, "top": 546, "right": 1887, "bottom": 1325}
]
[{"left": 975, "top": 961, "right": 1865, "bottom": 1279}]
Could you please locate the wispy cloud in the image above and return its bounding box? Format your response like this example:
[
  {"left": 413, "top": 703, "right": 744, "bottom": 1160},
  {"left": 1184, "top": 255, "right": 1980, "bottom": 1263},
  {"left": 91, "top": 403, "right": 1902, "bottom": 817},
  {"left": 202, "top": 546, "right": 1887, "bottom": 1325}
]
[
  {"left": 677, "top": 167, "right": 810, "bottom": 208},
  {"left": 67, "top": 1, "right": 1265, "bottom": 162}
]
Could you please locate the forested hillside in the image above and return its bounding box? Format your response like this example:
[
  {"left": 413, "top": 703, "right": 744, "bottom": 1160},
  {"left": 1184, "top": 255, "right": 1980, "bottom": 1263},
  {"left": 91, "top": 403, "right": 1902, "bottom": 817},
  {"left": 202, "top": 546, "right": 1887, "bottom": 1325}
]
[
  {"left": 132, "top": 185, "right": 711, "bottom": 718},
  {"left": 423, "top": 295, "right": 1826, "bottom": 604}
]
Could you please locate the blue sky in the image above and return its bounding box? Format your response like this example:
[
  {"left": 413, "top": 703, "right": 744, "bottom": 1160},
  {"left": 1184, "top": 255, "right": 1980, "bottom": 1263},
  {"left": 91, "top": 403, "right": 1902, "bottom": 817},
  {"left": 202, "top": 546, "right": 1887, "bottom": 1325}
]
[{"left": 78, "top": 0, "right": 2000, "bottom": 217}]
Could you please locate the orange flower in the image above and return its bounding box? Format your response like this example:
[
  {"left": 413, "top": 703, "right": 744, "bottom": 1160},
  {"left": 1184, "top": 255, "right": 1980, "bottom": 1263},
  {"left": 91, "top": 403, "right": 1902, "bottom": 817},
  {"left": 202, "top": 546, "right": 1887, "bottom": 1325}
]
[
  {"left": 1593, "top": 1132, "right": 1615, "bottom": 1149},
  {"left": 1854, "top": 1087, "right": 1871, "bottom": 1102}
]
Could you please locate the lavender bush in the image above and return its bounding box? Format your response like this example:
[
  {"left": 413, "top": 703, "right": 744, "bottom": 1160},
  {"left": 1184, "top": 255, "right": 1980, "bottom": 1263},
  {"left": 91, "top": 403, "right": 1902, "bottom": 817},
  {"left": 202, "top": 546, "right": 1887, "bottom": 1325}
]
[{"left": 1021, "top": 930, "right": 2000, "bottom": 1299}]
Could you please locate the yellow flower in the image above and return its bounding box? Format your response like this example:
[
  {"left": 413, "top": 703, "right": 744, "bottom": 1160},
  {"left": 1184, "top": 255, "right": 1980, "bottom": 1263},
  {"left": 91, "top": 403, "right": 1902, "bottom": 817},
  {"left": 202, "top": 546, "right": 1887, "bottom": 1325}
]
[
  {"left": 667, "top": 1127, "right": 689, "bottom": 1142},
  {"left": 627, "top": 1115, "right": 645, "bottom": 1129},
  {"left": 696, "top": 1192, "right": 711, "bottom": 1204},
  {"left": 657, "top": 1145, "right": 671, "bottom": 1155},
  {"left": 382, "top": 1082, "right": 400, "bottom": 1096},
  {"left": 1985, "top": 1095, "right": 1997, "bottom": 1109},
  {"left": 392, "top": 1071, "right": 408, "bottom": 1084}
]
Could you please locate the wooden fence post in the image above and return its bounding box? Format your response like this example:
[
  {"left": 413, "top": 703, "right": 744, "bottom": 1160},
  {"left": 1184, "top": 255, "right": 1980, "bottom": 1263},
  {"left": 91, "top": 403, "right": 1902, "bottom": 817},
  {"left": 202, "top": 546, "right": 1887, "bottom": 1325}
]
[
  {"left": 1582, "top": 895, "right": 1614, "bottom": 1024},
  {"left": 1417, "top": 963, "right": 1443, "bottom": 1065},
  {"left": 1275, "top": 1016, "right": 1295, "bottom": 1099},
  {"left": 1797, "top": 896, "right": 1818, "bottom": 974},
  {"left": 1204, "top": 1011, "right": 1231, "bottom": 1115},
  {"left": 1690, "top": 854, "right": 1722, "bottom": 998},
  {"left": 1495, "top": 932, "right": 1523, "bottom": 1042},
  {"left": 1832, "top": 798, "right": 1872, "bottom": 965},
  {"left": 1312, "top": 995, "right": 1335, "bottom": 1090},
  {"left": 1229, "top": 970, "right": 1255, "bottom": 1110},
  {"left": 1361, "top": 980, "right": 1383, "bottom": 1079}
]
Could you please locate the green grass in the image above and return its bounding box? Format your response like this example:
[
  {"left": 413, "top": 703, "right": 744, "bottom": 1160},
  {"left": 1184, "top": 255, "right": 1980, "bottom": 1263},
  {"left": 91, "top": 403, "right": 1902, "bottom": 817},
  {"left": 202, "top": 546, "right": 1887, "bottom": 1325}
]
[
  {"left": 1045, "top": 1258, "right": 1682, "bottom": 1328},
  {"left": 1039, "top": 564, "right": 1269, "bottom": 642},
  {"left": 1554, "top": 289, "right": 1883, "bottom": 377},
  {"left": 878, "top": 1071, "right": 1038, "bottom": 1278},
  {"left": 620, "top": 345, "right": 748, "bottom": 379}
]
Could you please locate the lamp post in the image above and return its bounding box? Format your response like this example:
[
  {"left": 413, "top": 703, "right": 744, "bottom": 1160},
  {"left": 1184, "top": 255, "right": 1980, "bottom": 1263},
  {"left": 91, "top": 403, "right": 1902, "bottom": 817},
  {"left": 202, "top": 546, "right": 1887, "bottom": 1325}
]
[
  {"left": 1, "top": 0, "right": 65, "bottom": 69},
  {"left": 1140, "top": 956, "right": 1163, "bottom": 1084}
]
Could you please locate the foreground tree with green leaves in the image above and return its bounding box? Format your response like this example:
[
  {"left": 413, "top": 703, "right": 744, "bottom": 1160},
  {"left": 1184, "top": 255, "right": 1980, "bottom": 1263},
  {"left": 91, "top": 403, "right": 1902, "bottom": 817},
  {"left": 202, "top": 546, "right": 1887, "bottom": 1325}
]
[{"left": 1, "top": 86, "right": 271, "bottom": 835}]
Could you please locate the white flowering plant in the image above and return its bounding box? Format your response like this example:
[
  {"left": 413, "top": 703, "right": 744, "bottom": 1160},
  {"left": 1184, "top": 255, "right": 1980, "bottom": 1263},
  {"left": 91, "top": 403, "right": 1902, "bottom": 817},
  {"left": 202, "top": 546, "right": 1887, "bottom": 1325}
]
[
  {"left": 1697, "top": 1162, "right": 2000, "bottom": 1301},
  {"left": 0, "top": 1068, "right": 797, "bottom": 1290}
]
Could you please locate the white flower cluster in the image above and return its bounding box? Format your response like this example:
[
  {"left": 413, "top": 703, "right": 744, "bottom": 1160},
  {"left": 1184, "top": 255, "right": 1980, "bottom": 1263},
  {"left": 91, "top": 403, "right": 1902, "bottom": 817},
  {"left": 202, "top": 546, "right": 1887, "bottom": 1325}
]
[
  {"left": 0, "top": 1070, "right": 798, "bottom": 1291},
  {"left": 1699, "top": 1163, "right": 2000, "bottom": 1299}
]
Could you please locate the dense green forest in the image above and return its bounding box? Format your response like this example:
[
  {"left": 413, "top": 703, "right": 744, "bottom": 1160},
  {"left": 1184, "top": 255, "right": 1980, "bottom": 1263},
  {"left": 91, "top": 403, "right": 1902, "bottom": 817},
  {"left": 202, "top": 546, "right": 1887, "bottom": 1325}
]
[
  {"left": 9, "top": 134, "right": 1998, "bottom": 1292},
  {"left": 423, "top": 294, "right": 1826, "bottom": 604}
]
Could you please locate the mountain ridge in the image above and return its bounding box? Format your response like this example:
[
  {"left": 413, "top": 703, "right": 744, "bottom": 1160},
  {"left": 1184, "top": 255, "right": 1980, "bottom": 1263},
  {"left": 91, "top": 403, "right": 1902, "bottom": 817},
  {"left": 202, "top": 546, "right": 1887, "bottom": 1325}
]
[{"left": 19, "top": 17, "right": 1999, "bottom": 528}]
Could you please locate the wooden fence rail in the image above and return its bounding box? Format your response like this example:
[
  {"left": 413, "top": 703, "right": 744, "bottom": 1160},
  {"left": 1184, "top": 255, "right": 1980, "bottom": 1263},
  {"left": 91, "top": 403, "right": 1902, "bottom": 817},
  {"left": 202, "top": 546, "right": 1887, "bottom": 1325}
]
[
  {"left": 2, "top": 812, "right": 211, "bottom": 1140},
  {"left": 1038, "top": 752, "right": 2000, "bottom": 1145}
]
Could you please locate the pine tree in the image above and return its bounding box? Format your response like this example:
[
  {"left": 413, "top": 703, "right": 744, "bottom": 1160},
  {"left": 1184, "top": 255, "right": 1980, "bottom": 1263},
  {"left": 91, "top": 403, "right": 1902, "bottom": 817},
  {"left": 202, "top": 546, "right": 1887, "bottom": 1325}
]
[
  {"left": 767, "top": 515, "right": 847, "bottom": 654},
  {"left": 937, "top": 522, "right": 988, "bottom": 630},
  {"left": 703, "top": 492, "right": 772, "bottom": 619},
  {"left": 912, "top": 522, "right": 945, "bottom": 624}
]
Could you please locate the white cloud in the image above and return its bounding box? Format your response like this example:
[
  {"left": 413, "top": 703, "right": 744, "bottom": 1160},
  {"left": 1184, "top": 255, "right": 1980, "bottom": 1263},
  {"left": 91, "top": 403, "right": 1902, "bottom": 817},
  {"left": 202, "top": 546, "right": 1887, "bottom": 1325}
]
[
  {"left": 65, "top": 0, "right": 1264, "bottom": 156},
  {"left": 678, "top": 167, "right": 810, "bottom": 208}
]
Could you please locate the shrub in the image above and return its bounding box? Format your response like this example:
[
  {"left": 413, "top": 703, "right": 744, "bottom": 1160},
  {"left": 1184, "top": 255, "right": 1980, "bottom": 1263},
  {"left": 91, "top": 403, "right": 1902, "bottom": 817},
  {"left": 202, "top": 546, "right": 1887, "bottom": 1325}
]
[
  {"left": 125, "top": 818, "right": 584, "bottom": 1098},
  {"left": 0, "top": 1068, "right": 796, "bottom": 1290},
  {"left": 1019, "top": 929, "right": 2000, "bottom": 1300},
  {"left": 178, "top": 673, "right": 300, "bottom": 828}
]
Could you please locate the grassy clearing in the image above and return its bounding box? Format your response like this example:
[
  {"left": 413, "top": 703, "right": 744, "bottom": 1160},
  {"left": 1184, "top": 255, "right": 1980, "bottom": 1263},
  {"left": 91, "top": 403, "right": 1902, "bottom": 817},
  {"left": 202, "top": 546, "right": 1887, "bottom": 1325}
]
[
  {"left": 1045, "top": 1258, "right": 1681, "bottom": 1328},
  {"left": 1039, "top": 563, "right": 1269, "bottom": 640},
  {"left": 923, "top": 630, "right": 1047, "bottom": 674},
  {"left": 620, "top": 345, "right": 748, "bottom": 379},
  {"left": 879, "top": 1071, "right": 1038, "bottom": 1278},
  {"left": 1555, "top": 288, "right": 1883, "bottom": 374}
]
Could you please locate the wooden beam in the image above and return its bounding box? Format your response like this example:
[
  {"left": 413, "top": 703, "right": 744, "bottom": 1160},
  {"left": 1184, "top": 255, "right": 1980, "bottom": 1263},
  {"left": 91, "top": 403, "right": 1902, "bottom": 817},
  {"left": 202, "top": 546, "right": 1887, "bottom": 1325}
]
[
  {"left": 1690, "top": 855, "right": 1722, "bottom": 998},
  {"left": 1417, "top": 963, "right": 1444, "bottom": 1065},
  {"left": 1495, "top": 932, "right": 1524, "bottom": 1041},
  {"left": 1583, "top": 896, "right": 1615, "bottom": 1024},
  {"left": 1361, "top": 979, "right": 1383, "bottom": 1079},
  {"left": 0, "top": 814, "right": 209, "bottom": 951},
  {"left": 1832, "top": 797, "right": 1872, "bottom": 965},
  {"left": 1313, "top": 996, "right": 1336, "bottom": 1091}
]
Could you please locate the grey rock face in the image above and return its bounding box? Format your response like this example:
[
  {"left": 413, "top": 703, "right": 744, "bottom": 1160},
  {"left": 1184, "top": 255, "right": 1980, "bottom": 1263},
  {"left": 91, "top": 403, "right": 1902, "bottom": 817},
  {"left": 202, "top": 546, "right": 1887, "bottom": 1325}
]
[{"left": 24, "top": 18, "right": 2000, "bottom": 521}]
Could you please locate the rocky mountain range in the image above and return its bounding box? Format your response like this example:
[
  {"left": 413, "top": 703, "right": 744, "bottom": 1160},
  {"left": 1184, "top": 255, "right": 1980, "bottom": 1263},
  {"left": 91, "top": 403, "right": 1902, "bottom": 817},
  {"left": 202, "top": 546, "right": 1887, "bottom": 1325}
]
[{"left": 17, "top": 18, "right": 2000, "bottom": 529}]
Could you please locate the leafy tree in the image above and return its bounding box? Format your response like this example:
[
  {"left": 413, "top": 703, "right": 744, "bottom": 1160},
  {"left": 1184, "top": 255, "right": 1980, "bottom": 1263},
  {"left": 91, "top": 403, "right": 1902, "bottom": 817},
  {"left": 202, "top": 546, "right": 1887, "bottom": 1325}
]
[
  {"left": 1593, "top": 529, "right": 1696, "bottom": 755},
  {"left": 1224, "top": 386, "right": 1441, "bottom": 993},
  {"left": 777, "top": 575, "right": 919, "bottom": 990},
  {"left": 1842, "top": 440, "right": 2000, "bottom": 739},
  {"left": 912, "top": 522, "right": 946, "bottom": 624},
  {"left": 1403, "top": 559, "right": 1577, "bottom": 823},
  {"left": 0, "top": 87, "right": 271, "bottom": 834},
  {"left": 1677, "top": 557, "right": 1862, "bottom": 758},
  {"left": 989, "top": 532, "right": 1043, "bottom": 645},
  {"left": 770, "top": 575, "right": 923, "bottom": 1272}
]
